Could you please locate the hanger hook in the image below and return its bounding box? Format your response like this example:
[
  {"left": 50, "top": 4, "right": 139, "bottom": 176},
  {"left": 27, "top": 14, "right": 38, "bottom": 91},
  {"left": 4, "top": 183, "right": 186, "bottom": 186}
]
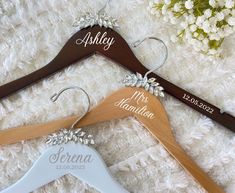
[
  {"left": 98, "top": 0, "right": 111, "bottom": 14},
  {"left": 132, "top": 37, "right": 168, "bottom": 78},
  {"left": 50, "top": 86, "right": 91, "bottom": 129}
]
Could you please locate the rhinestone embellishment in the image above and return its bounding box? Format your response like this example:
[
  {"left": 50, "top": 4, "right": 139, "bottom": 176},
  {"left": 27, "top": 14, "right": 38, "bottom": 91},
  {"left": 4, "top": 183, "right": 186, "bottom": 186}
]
[
  {"left": 46, "top": 128, "right": 95, "bottom": 146},
  {"left": 123, "top": 72, "right": 164, "bottom": 97}
]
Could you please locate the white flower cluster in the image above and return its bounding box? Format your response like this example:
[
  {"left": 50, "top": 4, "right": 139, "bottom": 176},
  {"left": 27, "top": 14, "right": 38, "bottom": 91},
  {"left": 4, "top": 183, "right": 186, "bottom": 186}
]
[{"left": 148, "top": 0, "right": 235, "bottom": 56}]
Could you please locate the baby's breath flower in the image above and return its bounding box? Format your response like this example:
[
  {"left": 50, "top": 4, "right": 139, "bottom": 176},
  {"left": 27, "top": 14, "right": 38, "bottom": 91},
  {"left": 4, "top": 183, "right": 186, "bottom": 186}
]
[
  {"left": 225, "top": 0, "right": 235, "bottom": 8},
  {"left": 164, "top": 0, "right": 171, "bottom": 5},
  {"left": 148, "top": 0, "right": 235, "bottom": 57},
  {"left": 187, "top": 15, "right": 196, "bottom": 24},
  {"left": 222, "top": 9, "right": 231, "bottom": 16},
  {"left": 190, "top": 24, "right": 197, "bottom": 32},
  {"left": 174, "top": 3, "right": 181, "bottom": 12},
  {"left": 228, "top": 17, "right": 235, "bottom": 26},
  {"left": 204, "top": 9, "right": 212, "bottom": 18},
  {"left": 216, "top": 12, "right": 225, "bottom": 21},
  {"left": 185, "top": 0, "right": 194, "bottom": 9},
  {"left": 181, "top": 21, "right": 188, "bottom": 29},
  {"left": 209, "top": 0, "right": 217, "bottom": 8}
]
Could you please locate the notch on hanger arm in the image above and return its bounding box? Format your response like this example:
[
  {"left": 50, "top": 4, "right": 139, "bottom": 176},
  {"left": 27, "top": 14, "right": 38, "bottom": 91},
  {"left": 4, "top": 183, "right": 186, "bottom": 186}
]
[{"left": 0, "top": 26, "right": 234, "bottom": 132}]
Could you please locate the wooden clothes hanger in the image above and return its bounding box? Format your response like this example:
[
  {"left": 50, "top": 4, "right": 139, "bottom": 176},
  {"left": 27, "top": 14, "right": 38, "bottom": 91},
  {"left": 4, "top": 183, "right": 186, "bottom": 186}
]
[
  {"left": 0, "top": 11, "right": 234, "bottom": 132},
  {"left": 0, "top": 86, "right": 225, "bottom": 193},
  {"left": 0, "top": 87, "right": 129, "bottom": 193}
]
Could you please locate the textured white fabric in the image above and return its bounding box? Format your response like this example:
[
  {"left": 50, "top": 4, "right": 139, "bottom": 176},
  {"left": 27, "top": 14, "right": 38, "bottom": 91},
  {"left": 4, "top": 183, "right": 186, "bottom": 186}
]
[{"left": 0, "top": 0, "right": 235, "bottom": 193}]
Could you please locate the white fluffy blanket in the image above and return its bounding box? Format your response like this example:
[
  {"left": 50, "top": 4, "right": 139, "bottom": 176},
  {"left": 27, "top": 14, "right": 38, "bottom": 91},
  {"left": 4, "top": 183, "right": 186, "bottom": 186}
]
[{"left": 0, "top": 0, "right": 234, "bottom": 192}]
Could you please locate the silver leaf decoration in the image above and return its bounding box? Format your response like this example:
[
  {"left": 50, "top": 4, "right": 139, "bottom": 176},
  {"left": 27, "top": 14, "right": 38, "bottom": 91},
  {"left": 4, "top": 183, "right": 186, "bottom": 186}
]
[
  {"left": 73, "top": 12, "right": 119, "bottom": 29},
  {"left": 123, "top": 72, "right": 165, "bottom": 98},
  {"left": 46, "top": 128, "right": 95, "bottom": 146}
]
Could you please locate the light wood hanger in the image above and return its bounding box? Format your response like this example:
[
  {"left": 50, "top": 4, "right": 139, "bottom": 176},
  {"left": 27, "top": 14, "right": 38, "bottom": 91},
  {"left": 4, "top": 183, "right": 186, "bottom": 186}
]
[
  {"left": 0, "top": 25, "right": 234, "bottom": 131},
  {"left": 0, "top": 87, "right": 225, "bottom": 193}
]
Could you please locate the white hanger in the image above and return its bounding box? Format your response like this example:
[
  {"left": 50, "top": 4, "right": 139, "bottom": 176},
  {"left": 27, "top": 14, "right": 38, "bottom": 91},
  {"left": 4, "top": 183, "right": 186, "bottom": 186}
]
[{"left": 0, "top": 87, "right": 129, "bottom": 193}]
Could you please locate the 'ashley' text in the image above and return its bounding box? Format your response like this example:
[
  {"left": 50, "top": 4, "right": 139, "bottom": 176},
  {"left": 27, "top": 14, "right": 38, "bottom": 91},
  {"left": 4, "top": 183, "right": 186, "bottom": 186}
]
[{"left": 76, "top": 31, "right": 115, "bottom": 51}]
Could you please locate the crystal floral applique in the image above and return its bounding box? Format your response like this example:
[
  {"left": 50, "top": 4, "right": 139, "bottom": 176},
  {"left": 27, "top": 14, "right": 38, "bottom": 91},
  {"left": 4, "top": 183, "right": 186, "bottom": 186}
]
[
  {"left": 46, "top": 128, "right": 95, "bottom": 146},
  {"left": 123, "top": 72, "right": 164, "bottom": 97},
  {"left": 73, "top": 12, "right": 119, "bottom": 29}
]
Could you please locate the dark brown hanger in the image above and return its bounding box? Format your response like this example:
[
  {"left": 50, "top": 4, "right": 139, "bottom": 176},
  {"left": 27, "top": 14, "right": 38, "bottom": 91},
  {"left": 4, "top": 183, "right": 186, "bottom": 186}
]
[{"left": 0, "top": 25, "right": 234, "bottom": 132}]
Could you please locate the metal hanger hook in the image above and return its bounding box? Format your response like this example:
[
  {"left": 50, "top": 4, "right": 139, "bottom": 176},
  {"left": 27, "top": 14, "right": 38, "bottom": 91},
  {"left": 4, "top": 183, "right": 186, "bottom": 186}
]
[
  {"left": 132, "top": 37, "right": 168, "bottom": 78},
  {"left": 50, "top": 86, "right": 91, "bottom": 129},
  {"left": 98, "top": 0, "right": 111, "bottom": 14}
]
